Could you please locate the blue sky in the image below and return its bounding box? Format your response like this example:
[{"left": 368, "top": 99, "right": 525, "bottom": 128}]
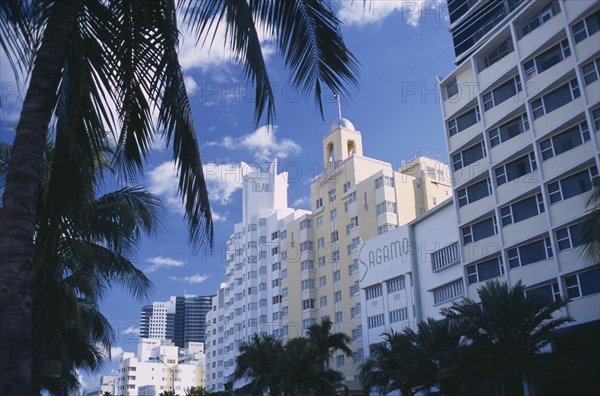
[{"left": 1, "top": 0, "right": 458, "bottom": 390}]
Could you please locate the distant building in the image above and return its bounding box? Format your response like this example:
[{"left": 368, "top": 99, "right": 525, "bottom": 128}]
[
  {"left": 84, "top": 375, "right": 117, "bottom": 396},
  {"left": 139, "top": 295, "right": 213, "bottom": 348},
  {"left": 113, "top": 338, "right": 205, "bottom": 396}
]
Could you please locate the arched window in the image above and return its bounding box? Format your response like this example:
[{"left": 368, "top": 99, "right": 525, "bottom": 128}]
[
  {"left": 347, "top": 140, "right": 356, "bottom": 156},
  {"left": 327, "top": 142, "right": 335, "bottom": 162}
]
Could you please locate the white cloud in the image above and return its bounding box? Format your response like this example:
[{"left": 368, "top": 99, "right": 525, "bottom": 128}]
[
  {"left": 211, "top": 210, "right": 228, "bottom": 222},
  {"left": 202, "top": 161, "right": 257, "bottom": 205},
  {"left": 169, "top": 273, "right": 210, "bottom": 284},
  {"left": 184, "top": 75, "right": 199, "bottom": 96},
  {"left": 147, "top": 162, "right": 184, "bottom": 213},
  {"left": 178, "top": 18, "right": 275, "bottom": 72},
  {"left": 145, "top": 256, "right": 186, "bottom": 273},
  {"left": 292, "top": 196, "right": 310, "bottom": 208},
  {"left": 122, "top": 325, "right": 139, "bottom": 336},
  {"left": 205, "top": 125, "right": 302, "bottom": 161},
  {"left": 339, "top": 0, "right": 442, "bottom": 27},
  {"left": 110, "top": 346, "right": 125, "bottom": 361}
]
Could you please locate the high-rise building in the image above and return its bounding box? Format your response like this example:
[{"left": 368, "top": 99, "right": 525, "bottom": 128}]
[
  {"left": 205, "top": 160, "right": 311, "bottom": 391},
  {"left": 204, "top": 119, "right": 452, "bottom": 393},
  {"left": 139, "top": 295, "right": 213, "bottom": 348},
  {"left": 438, "top": 0, "right": 599, "bottom": 323}
]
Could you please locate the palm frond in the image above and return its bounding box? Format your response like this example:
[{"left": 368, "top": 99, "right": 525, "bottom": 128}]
[{"left": 577, "top": 177, "right": 600, "bottom": 263}]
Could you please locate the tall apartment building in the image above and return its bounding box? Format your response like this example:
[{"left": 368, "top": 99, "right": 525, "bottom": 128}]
[
  {"left": 205, "top": 121, "right": 451, "bottom": 393},
  {"left": 139, "top": 295, "right": 213, "bottom": 348},
  {"left": 438, "top": 0, "right": 599, "bottom": 329},
  {"left": 205, "top": 161, "right": 311, "bottom": 391},
  {"left": 300, "top": 119, "right": 451, "bottom": 392}
]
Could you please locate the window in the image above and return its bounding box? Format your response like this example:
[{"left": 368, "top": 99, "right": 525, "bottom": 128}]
[
  {"left": 319, "top": 276, "right": 326, "bottom": 287},
  {"left": 352, "top": 326, "right": 362, "bottom": 341},
  {"left": 273, "top": 295, "right": 282, "bottom": 304},
  {"left": 316, "top": 216, "right": 323, "bottom": 228},
  {"left": 540, "top": 121, "right": 590, "bottom": 160},
  {"left": 431, "top": 242, "right": 461, "bottom": 271},
  {"left": 365, "top": 284, "right": 382, "bottom": 300},
  {"left": 507, "top": 237, "right": 553, "bottom": 268},
  {"left": 336, "top": 354, "right": 345, "bottom": 367},
  {"left": 389, "top": 307, "right": 408, "bottom": 323},
  {"left": 343, "top": 181, "right": 351, "bottom": 193},
  {"left": 523, "top": 39, "right": 570, "bottom": 79},
  {"left": 334, "top": 290, "right": 342, "bottom": 303},
  {"left": 445, "top": 78, "right": 459, "bottom": 98},
  {"left": 272, "top": 262, "right": 281, "bottom": 271},
  {"left": 320, "top": 295, "right": 328, "bottom": 307},
  {"left": 271, "top": 231, "right": 278, "bottom": 241},
  {"left": 378, "top": 224, "right": 397, "bottom": 235},
  {"left": 318, "top": 256, "right": 326, "bottom": 267},
  {"left": 300, "top": 241, "right": 313, "bottom": 252},
  {"left": 526, "top": 282, "right": 560, "bottom": 303},
  {"left": 384, "top": 176, "right": 395, "bottom": 187},
  {"left": 520, "top": 3, "right": 558, "bottom": 37},
  {"left": 332, "top": 250, "right": 340, "bottom": 262},
  {"left": 351, "top": 303, "right": 361, "bottom": 318},
  {"left": 328, "top": 190, "right": 336, "bottom": 202},
  {"left": 457, "top": 178, "right": 491, "bottom": 207},
  {"left": 433, "top": 279, "right": 465, "bottom": 304},
  {"left": 348, "top": 260, "right": 359, "bottom": 275},
  {"left": 300, "top": 260, "right": 315, "bottom": 272},
  {"left": 259, "top": 218, "right": 267, "bottom": 226},
  {"left": 318, "top": 237, "right": 325, "bottom": 248},
  {"left": 375, "top": 176, "right": 383, "bottom": 189},
  {"left": 556, "top": 223, "right": 585, "bottom": 251},
  {"left": 331, "top": 231, "right": 339, "bottom": 243},
  {"left": 582, "top": 57, "right": 600, "bottom": 85},
  {"left": 279, "top": 230, "right": 287, "bottom": 239},
  {"left": 452, "top": 141, "right": 486, "bottom": 171},
  {"left": 282, "top": 269, "right": 288, "bottom": 279},
  {"left": 462, "top": 216, "right": 497, "bottom": 244},
  {"left": 303, "top": 319, "right": 316, "bottom": 330},
  {"left": 594, "top": 108, "right": 600, "bottom": 130},
  {"left": 387, "top": 276, "right": 405, "bottom": 293},
  {"left": 482, "top": 38, "right": 512, "bottom": 69},
  {"left": 330, "top": 209, "right": 337, "bottom": 221},
  {"left": 300, "top": 219, "right": 312, "bottom": 230},
  {"left": 315, "top": 198, "right": 323, "bottom": 209},
  {"left": 272, "top": 247, "right": 279, "bottom": 255},
  {"left": 548, "top": 166, "right": 598, "bottom": 204},
  {"left": 248, "top": 224, "right": 257, "bottom": 231},
  {"left": 482, "top": 76, "right": 522, "bottom": 111},
  {"left": 248, "top": 270, "right": 257, "bottom": 279},
  {"left": 248, "top": 286, "right": 257, "bottom": 295},
  {"left": 259, "top": 282, "right": 267, "bottom": 291},
  {"left": 572, "top": 10, "right": 600, "bottom": 43},
  {"left": 302, "top": 298, "right": 315, "bottom": 310},
  {"left": 248, "top": 256, "right": 257, "bottom": 264},
  {"left": 367, "top": 314, "right": 385, "bottom": 329},
  {"left": 467, "top": 256, "right": 504, "bottom": 284},
  {"left": 259, "top": 266, "right": 267, "bottom": 275},
  {"left": 348, "top": 191, "right": 357, "bottom": 203},
  {"left": 495, "top": 153, "right": 537, "bottom": 186},
  {"left": 564, "top": 268, "right": 600, "bottom": 298},
  {"left": 260, "top": 251, "right": 267, "bottom": 259},
  {"left": 448, "top": 106, "right": 480, "bottom": 136},
  {"left": 500, "top": 193, "right": 544, "bottom": 226},
  {"left": 349, "top": 216, "right": 359, "bottom": 229},
  {"left": 376, "top": 201, "right": 397, "bottom": 215},
  {"left": 349, "top": 281, "right": 360, "bottom": 297},
  {"left": 334, "top": 270, "right": 341, "bottom": 282},
  {"left": 489, "top": 114, "right": 529, "bottom": 147},
  {"left": 531, "top": 79, "right": 580, "bottom": 119},
  {"left": 301, "top": 279, "right": 315, "bottom": 291}
]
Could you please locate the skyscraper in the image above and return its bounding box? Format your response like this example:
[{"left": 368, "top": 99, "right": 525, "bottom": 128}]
[{"left": 138, "top": 294, "right": 213, "bottom": 348}]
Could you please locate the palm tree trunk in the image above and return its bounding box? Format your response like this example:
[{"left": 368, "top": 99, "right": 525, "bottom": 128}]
[{"left": 0, "top": 1, "right": 80, "bottom": 394}]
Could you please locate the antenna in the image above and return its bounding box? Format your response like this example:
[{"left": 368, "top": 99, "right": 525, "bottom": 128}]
[{"left": 333, "top": 93, "right": 342, "bottom": 119}]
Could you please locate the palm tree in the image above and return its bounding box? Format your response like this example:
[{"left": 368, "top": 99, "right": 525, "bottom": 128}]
[
  {"left": 579, "top": 176, "right": 600, "bottom": 263},
  {"left": 234, "top": 333, "right": 286, "bottom": 396},
  {"left": 0, "top": 1, "right": 359, "bottom": 392},
  {"left": 441, "top": 280, "right": 573, "bottom": 396},
  {"left": 1, "top": 136, "right": 161, "bottom": 395},
  {"left": 359, "top": 319, "right": 460, "bottom": 396}
]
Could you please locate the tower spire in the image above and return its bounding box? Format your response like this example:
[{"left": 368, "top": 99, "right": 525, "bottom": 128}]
[{"left": 333, "top": 93, "right": 342, "bottom": 119}]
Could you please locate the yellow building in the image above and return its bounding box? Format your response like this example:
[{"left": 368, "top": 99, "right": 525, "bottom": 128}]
[{"left": 282, "top": 118, "right": 452, "bottom": 391}]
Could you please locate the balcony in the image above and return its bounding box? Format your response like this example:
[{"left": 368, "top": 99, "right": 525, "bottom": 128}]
[
  {"left": 525, "top": 56, "right": 575, "bottom": 100},
  {"left": 484, "top": 91, "right": 528, "bottom": 127},
  {"left": 457, "top": 195, "right": 495, "bottom": 226},
  {"left": 489, "top": 131, "right": 531, "bottom": 165},
  {"left": 462, "top": 234, "right": 502, "bottom": 264},
  {"left": 509, "top": 258, "right": 555, "bottom": 285},
  {"left": 564, "top": 0, "right": 596, "bottom": 23},
  {"left": 575, "top": 30, "right": 600, "bottom": 62},
  {"left": 541, "top": 143, "right": 595, "bottom": 181},
  {"left": 453, "top": 157, "right": 489, "bottom": 190},
  {"left": 442, "top": 67, "right": 477, "bottom": 119},
  {"left": 585, "top": 79, "right": 600, "bottom": 107},
  {"left": 502, "top": 214, "right": 548, "bottom": 247},
  {"left": 548, "top": 192, "right": 589, "bottom": 227},
  {"left": 565, "top": 294, "right": 600, "bottom": 324},
  {"left": 518, "top": 16, "right": 565, "bottom": 60},
  {"left": 495, "top": 172, "right": 540, "bottom": 204},
  {"left": 533, "top": 97, "right": 584, "bottom": 138},
  {"left": 448, "top": 122, "right": 484, "bottom": 154},
  {"left": 478, "top": 52, "right": 518, "bottom": 91}
]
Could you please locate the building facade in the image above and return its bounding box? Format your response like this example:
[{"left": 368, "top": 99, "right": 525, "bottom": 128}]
[
  {"left": 112, "top": 339, "right": 205, "bottom": 396},
  {"left": 438, "top": 0, "right": 599, "bottom": 324},
  {"left": 139, "top": 295, "right": 213, "bottom": 348}
]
